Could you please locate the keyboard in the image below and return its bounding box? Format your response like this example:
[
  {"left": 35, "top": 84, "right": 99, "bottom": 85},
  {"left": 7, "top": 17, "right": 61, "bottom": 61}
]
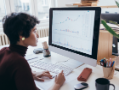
[{"left": 29, "top": 60, "right": 73, "bottom": 76}]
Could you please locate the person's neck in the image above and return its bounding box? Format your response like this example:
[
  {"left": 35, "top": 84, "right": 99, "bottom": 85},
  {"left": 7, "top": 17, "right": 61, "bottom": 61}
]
[{"left": 17, "top": 42, "right": 28, "bottom": 47}]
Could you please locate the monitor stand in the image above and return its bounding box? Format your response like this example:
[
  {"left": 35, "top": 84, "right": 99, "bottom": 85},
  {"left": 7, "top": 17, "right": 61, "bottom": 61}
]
[{"left": 49, "top": 51, "right": 84, "bottom": 69}]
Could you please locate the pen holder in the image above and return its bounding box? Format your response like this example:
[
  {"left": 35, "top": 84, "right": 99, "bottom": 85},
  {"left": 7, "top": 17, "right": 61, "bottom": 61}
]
[{"left": 103, "top": 63, "right": 115, "bottom": 79}]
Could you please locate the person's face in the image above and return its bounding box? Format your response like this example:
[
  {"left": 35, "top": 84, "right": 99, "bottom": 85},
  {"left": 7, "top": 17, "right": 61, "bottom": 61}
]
[{"left": 22, "top": 26, "right": 39, "bottom": 47}]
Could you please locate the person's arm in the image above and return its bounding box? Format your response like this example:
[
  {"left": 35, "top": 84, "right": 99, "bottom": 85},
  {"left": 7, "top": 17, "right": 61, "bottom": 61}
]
[
  {"left": 13, "top": 58, "right": 37, "bottom": 90},
  {"left": 49, "top": 70, "right": 65, "bottom": 90}
]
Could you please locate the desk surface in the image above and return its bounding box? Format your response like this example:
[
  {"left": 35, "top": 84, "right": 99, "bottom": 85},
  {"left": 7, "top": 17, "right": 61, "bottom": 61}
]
[
  {"left": 0, "top": 37, "right": 119, "bottom": 90},
  {"left": 29, "top": 55, "right": 119, "bottom": 90},
  {"left": 27, "top": 37, "right": 119, "bottom": 90}
]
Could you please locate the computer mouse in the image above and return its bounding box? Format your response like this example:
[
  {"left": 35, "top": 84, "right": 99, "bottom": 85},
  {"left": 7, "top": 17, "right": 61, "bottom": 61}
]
[
  {"left": 33, "top": 48, "right": 43, "bottom": 54},
  {"left": 81, "top": 83, "right": 88, "bottom": 87},
  {"left": 74, "top": 83, "right": 88, "bottom": 90}
]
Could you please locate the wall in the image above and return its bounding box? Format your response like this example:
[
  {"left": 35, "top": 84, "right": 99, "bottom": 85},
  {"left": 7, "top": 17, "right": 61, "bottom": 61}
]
[{"left": 97, "top": 0, "right": 119, "bottom": 13}]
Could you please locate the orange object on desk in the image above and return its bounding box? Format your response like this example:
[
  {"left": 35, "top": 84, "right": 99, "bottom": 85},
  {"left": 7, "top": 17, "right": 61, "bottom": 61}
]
[{"left": 77, "top": 68, "right": 92, "bottom": 82}]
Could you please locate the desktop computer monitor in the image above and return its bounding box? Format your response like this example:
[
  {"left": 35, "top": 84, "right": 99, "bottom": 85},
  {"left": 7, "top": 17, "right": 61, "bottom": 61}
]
[{"left": 49, "top": 7, "right": 101, "bottom": 67}]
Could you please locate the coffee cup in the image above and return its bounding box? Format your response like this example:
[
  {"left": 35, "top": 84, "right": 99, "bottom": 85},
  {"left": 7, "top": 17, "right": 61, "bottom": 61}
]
[{"left": 95, "top": 78, "right": 115, "bottom": 90}]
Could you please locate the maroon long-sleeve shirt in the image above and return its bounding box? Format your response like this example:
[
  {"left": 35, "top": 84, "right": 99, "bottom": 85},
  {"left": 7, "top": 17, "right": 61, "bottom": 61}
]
[{"left": 0, "top": 45, "right": 37, "bottom": 90}]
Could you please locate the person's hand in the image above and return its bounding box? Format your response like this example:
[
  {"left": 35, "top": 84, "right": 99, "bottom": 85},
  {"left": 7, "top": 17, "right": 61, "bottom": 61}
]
[
  {"left": 32, "top": 71, "right": 52, "bottom": 82},
  {"left": 55, "top": 70, "right": 65, "bottom": 87},
  {"left": 49, "top": 70, "right": 65, "bottom": 90}
]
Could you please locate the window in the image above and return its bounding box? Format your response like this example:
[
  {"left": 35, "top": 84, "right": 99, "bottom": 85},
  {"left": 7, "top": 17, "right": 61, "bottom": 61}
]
[
  {"left": 0, "top": 0, "right": 54, "bottom": 31},
  {"left": 37, "top": 0, "right": 50, "bottom": 19},
  {"left": 0, "top": 0, "right": 6, "bottom": 23},
  {"left": 14, "top": 0, "right": 32, "bottom": 14}
]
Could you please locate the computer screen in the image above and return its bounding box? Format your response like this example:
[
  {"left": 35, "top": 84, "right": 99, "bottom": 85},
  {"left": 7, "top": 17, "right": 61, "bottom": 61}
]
[
  {"left": 52, "top": 10, "right": 95, "bottom": 55},
  {"left": 49, "top": 7, "right": 101, "bottom": 66}
]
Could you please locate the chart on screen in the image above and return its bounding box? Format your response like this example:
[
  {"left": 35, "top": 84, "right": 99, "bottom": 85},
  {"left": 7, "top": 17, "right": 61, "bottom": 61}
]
[{"left": 52, "top": 10, "right": 95, "bottom": 55}]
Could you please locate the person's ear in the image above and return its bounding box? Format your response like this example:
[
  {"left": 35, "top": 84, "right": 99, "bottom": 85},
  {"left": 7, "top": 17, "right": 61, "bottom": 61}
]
[
  {"left": 22, "top": 37, "right": 25, "bottom": 41},
  {"left": 20, "top": 36, "right": 25, "bottom": 41}
]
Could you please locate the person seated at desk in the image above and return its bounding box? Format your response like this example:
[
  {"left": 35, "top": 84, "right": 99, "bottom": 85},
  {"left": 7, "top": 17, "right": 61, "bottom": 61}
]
[{"left": 0, "top": 13, "right": 65, "bottom": 90}]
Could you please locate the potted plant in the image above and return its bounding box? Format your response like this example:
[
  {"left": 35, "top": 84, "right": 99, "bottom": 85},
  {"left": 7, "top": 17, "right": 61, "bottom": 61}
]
[{"left": 101, "top": 0, "right": 119, "bottom": 38}]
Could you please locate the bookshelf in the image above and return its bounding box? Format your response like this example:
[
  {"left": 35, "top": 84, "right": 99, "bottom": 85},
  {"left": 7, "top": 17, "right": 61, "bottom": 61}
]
[
  {"left": 73, "top": 0, "right": 98, "bottom": 7},
  {"left": 67, "top": 0, "right": 118, "bottom": 8}
]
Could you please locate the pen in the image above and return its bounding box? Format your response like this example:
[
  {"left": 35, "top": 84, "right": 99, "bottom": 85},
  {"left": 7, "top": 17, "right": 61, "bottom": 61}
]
[
  {"left": 106, "top": 61, "right": 108, "bottom": 67},
  {"left": 109, "top": 58, "right": 112, "bottom": 67},
  {"left": 111, "top": 61, "right": 115, "bottom": 67},
  {"left": 100, "top": 59, "right": 104, "bottom": 62},
  {"left": 103, "top": 59, "right": 106, "bottom": 67}
]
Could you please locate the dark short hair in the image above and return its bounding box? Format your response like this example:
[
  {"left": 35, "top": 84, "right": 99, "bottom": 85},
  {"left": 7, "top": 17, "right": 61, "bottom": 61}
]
[{"left": 2, "top": 13, "right": 40, "bottom": 45}]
